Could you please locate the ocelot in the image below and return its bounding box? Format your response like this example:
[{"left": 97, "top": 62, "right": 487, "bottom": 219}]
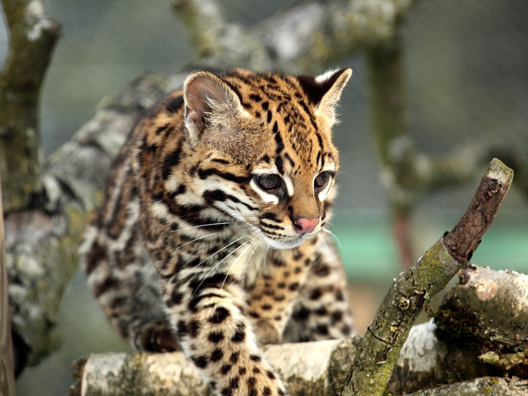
[{"left": 81, "top": 67, "right": 355, "bottom": 396}]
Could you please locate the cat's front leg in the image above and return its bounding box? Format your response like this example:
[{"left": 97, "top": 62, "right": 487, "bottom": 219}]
[{"left": 165, "top": 271, "right": 288, "bottom": 396}]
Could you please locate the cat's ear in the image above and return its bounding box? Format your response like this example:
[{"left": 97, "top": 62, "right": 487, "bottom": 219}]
[
  {"left": 297, "top": 68, "right": 352, "bottom": 126},
  {"left": 183, "top": 71, "right": 246, "bottom": 143}
]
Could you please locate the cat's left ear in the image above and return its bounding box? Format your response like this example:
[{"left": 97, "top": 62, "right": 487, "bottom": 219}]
[
  {"left": 183, "top": 71, "right": 247, "bottom": 144},
  {"left": 297, "top": 68, "right": 352, "bottom": 126}
]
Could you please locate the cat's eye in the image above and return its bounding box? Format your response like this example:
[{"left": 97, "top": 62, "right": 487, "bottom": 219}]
[
  {"left": 256, "top": 174, "right": 282, "bottom": 191},
  {"left": 314, "top": 172, "right": 332, "bottom": 190}
]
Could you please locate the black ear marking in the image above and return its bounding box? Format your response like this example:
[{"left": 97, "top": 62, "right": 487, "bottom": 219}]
[{"left": 297, "top": 68, "right": 350, "bottom": 105}]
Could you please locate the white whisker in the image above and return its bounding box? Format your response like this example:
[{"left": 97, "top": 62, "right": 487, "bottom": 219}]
[
  {"left": 310, "top": 235, "right": 325, "bottom": 268},
  {"left": 221, "top": 241, "right": 254, "bottom": 289},
  {"left": 323, "top": 228, "right": 341, "bottom": 247},
  {"left": 191, "top": 240, "right": 248, "bottom": 298},
  {"left": 171, "top": 222, "right": 232, "bottom": 233},
  {"left": 174, "top": 233, "right": 216, "bottom": 251},
  {"left": 192, "top": 236, "right": 245, "bottom": 270},
  {"left": 242, "top": 234, "right": 264, "bottom": 284}
]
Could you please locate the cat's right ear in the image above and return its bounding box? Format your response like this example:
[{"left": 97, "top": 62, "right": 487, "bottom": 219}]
[{"left": 183, "top": 71, "right": 246, "bottom": 144}]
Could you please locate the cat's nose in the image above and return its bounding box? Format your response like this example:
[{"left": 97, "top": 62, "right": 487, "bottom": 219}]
[{"left": 293, "top": 217, "right": 319, "bottom": 234}]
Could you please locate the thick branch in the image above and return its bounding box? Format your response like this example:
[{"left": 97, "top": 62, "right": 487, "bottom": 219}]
[
  {"left": 436, "top": 266, "right": 528, "bottom": 355},
  {"left": 341, "top": 159, "right": 513, "bottom": 396},
  {"left": 70, "top": 340, "right": 353, "bottom": 396},
  {"left": 0, "top": 176, "right": 15, "bottom": 396},
  {"left": 405, "top": 377, "right": 528, "bottom": 396},
  {"left": 73, "top": 316, "right": 526, "bottom": 396},
  {"left": 0, "top": 0, "right": 61, "bottom": 212}
]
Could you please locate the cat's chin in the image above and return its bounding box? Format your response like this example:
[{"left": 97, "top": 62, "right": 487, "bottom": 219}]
[{"left": 264, "top": 234, "right": 315, "bottom": 250}]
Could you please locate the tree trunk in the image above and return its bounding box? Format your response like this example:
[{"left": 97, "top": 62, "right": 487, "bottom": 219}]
[{"left": 0, "top": 175, "right": 16, "bottom": 396}]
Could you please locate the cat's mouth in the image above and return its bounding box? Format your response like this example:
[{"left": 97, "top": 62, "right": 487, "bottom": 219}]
[{"left": 264, "top": 233, "right": 314, "bottom": 250}]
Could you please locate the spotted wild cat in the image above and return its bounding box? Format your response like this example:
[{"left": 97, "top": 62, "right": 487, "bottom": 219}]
[{"left": 81, "top": 68, "right": 354, "bottom": 396}]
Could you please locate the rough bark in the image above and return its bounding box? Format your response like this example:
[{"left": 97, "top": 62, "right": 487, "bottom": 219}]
[
  {"left": 389, "top": 267, "right": 528, "bottom": 395},
  {"left": 340, "top": 159, "right": 513, "bottom": 395},
  {"left": 405, "top": 377, "right": 528, "bottom": 396},
  {"left": 4, "top": 75, "right": 170, "bottom": 372},
  {"left": 71, "top": 319, "right": 526, "bottom": 396},
  {"left": 0, "top": 176, "right": 16, "bottom": 396},
  {"left": 0, "top": 0, "right": 61, "bottom": 212},
  {"left": 436, "top": 266, "right": 528, "bottom": 374},
  {"left": 70, "top": 340, "right": 353, "bottom": 396}
]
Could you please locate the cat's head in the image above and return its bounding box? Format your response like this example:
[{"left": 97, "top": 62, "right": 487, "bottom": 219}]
[{"left": 183, "top": 68, "right": 351, "bottom": 249}]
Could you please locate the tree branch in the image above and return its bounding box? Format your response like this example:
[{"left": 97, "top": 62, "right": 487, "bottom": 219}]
[
  {"left": 340, "top": 159, "right": 513, "bottom": 395},
  {"left": 171, "top": 0, "right": 420, "bottom": 73},
  {"left": 0, "top": 0, "right": 60, "bottom": 212},
  {"left": 436, "top": 266, "right": 528, "bottom": 360},
  {"left": 389, "top": 266, "right": 528, "bottom": 394}
]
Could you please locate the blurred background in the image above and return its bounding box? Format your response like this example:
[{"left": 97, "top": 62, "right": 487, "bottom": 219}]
[{"left": 1, "top": 0, "right": 527, "bottom": 394}]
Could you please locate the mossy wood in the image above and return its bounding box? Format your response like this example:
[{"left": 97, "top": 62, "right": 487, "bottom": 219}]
[
  {"left": 0, "top": 0, "right": 60, "bottom": 212},
  {"left": 341, "top": 159, "right": 513, "bottom": 395}
]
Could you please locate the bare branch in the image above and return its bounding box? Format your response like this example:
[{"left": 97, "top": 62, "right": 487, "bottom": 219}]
[
  {"left": 404, "top": 377, "right": 528, "bottom": 396},
  {"left": 437, "top": 266, "right": 528, "bottom": 356},
  {"left": 443, "top": 159, "right": 513, "bottom": 264}
]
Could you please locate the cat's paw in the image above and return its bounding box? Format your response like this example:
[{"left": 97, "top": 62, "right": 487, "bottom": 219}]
[
  {"left": 253, "top": 319, "right": 281, "bottom": 345},
  {"left": 132, "top": 320, "right": 179, "bottom": 352}
]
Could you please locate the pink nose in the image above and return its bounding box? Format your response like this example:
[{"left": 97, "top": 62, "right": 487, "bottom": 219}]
[{"left": 294, "top": 217, "right": 319, "bottom": 234}]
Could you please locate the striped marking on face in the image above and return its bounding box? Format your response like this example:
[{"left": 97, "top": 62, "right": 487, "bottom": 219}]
[
  {"left": 283, "top": 174, "right": 294, "bottom": 197},
  {"left": 250, "top": 165, "right": 281, "bottom": 204},
  {"left": 250, "top": 178, "right": 279, "bottom": 204}
]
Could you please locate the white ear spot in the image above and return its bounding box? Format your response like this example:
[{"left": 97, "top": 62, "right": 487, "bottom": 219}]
[{"left": 315, "top": 68, "right": 352, "bottom": 126}]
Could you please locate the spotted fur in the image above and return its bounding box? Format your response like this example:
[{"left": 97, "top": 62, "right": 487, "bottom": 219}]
[{"left": 81, "top": 68, "right": 354, "bottom": 395}]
